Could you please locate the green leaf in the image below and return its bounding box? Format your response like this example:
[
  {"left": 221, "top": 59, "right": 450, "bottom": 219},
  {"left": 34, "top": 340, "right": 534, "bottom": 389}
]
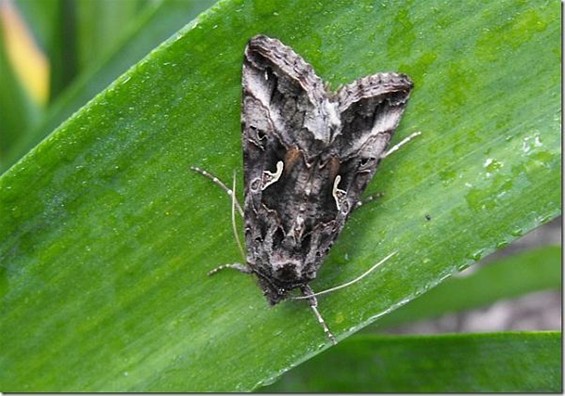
[
  {"left": 375, "top": 245, "right": 561, "bottom": 328},
  {"left": 0, "top": 0, "right": 560, "bottom": 391},
  {"left": 15, "top": 0, "right": 58, "bottom": 52},
  {"left": 0, "top": 9, "right": 42, "bottom": 160},
  {"left": 74, "top": 0, "right": 148, "bottom": 73},
  {"left": 47, "top": 0, "right": 149, "bottom": 100},
  {"left": 4, "top": 0, "right": 218, "bottom": 171},
  {"left": 260, "top": 332, "right": 562, "bottom": 392}
]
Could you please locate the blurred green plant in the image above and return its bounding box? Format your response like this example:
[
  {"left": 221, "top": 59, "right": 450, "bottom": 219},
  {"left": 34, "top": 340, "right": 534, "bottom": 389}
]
[
  {"left": 0, "top": 0, "right": 560, "bottom": 392},
  {"left": 261, "top": 331, "right": 561, "bottom": 392},
  {"left": 374, "top": 245, "right": 561, "bottom": 329}
]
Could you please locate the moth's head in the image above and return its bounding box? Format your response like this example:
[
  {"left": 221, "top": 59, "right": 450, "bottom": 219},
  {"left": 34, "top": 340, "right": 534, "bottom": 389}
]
[
  {"left": 273, "top": 260, "right": 302, "bottom": 282},
  {"left": 258, "top": 277, "right": 290, "bottom": 305},
  {"left": 256, "top": 259, "right": 308, "bottom": 305}
]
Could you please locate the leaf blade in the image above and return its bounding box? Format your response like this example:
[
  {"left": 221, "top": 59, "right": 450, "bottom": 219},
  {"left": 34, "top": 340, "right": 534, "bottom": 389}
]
[
  {"left": 0, "top": 0, "right": 560, "bottom": 391},
  {"left": 261, "top": 332, "right": 562, "bottom": 392}
]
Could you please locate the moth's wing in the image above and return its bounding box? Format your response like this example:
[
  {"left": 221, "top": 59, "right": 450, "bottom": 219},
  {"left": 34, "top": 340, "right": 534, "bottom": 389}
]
[
  {"left": 241, "top": 35, "right": 335, "bottom": 293},
  {"left": 241, "top": 35, "right": 331, "bottom": 187},
  {"left": 334, "top": 73, "right": 413, "bottom": 205}
]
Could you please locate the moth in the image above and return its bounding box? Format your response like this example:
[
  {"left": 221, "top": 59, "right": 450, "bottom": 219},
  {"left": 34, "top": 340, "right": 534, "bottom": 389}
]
[{"left": 193, "top": 35, "right": 415, "bottom": 344}]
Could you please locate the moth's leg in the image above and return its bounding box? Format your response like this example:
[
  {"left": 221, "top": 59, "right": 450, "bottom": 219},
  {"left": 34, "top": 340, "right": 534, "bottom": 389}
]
[
  {"left": 301, "top": 285, "right": 337, "bottom": 345},
  {"left": 192, "top": 166, "right": 246, "bottom": 261},
  {"left": 355, "top": 192, "right": 385, "bottom": 209},
  {"left": 190, "top": 166, "right": 244, "bottom": 217},
  {"left": 208, "top": 263, "right": 252, "bottom": 276},
  {"left": 357, "top": 131, "right": 421, "bottom": 209},
  {"left": 380, "top": 131, "right": 421, "bottom": 159}
]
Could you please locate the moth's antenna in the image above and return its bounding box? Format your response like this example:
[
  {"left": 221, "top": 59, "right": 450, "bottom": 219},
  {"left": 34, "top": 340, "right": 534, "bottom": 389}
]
[
  {"left": 231, "top": 172, "right": 245, "bottom": 261},
  {"left": 292, "top": 251, "right": 397, "bottom": 300},
  {"left": 190, "top": 166, "right": 244, "bottom": 217}
]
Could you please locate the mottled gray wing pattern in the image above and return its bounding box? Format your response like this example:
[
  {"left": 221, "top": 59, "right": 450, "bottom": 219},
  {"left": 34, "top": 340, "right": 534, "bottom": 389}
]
[
  {"left": 333, "top": 73, "right": 413, "bottom": 213},
  {"left": 240, "top": 35, "right": 412, "bottom": 305}
]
